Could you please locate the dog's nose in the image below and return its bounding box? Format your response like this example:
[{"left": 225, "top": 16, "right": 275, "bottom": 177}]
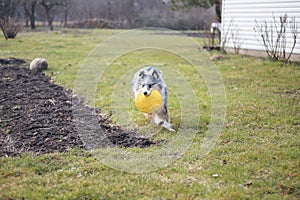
[{"left": 143, "top": 91, "right": 148, "bottom": 96}]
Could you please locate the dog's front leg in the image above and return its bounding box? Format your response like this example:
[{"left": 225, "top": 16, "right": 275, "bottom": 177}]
[{"left": 153, "top": 114, "right": 175, "bottom": 132}]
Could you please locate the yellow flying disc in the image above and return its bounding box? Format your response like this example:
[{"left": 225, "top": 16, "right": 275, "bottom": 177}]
[{"left": 135, "top": 90, "right": 162, "bottom": 113}]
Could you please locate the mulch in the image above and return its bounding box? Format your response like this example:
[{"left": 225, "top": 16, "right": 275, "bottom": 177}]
[{"left": 0, "top": 58, "right": 155, "bottom": 157}]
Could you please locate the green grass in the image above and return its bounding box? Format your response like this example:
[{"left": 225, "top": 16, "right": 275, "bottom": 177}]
[{"left": 0, "top": 29, "right": 299, "bottom": 199}]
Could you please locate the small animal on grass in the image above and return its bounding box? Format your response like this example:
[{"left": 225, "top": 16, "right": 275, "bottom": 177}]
[{"left": 131, "top": 66, "right": 175, "bottom": 131}]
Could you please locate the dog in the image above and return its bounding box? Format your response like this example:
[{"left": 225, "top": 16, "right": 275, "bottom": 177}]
[{"left": 131, "top": 66, "right": 175, "bottom": 131}]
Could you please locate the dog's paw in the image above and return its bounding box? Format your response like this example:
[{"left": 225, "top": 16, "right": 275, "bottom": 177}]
[
  {"left": 163, "top": 121, "right": 175, "bottom": 132},
  {"left": 167, "top": 127, "right": 176, "bottom": 132}
]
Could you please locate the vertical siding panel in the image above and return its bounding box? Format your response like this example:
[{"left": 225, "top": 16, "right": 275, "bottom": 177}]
[{"left": 221, "top": 0, "right": 300, "bottom": 54}]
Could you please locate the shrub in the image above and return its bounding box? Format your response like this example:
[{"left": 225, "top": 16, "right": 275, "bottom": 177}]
[
  {"left": 0, "top": 17, "right": 22, "bottom": 40},
  {"left": 254, "top": 14, "right": 299, "bottom": 62}
]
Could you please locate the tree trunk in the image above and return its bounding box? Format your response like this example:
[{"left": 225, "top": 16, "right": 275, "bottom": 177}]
[
  {"left": 45, "top": 9, "right": 53, "bottom": 31},
  {"left": 215, "top": 0, "right": 222, "bottom": 43},
  {"left": 30, "top": 15, "right": 36, "bottom": 29},
  {"left": 215, "top": 0, "right": 222, "bottom": 22},
  {"left": 107, "top": 1, "right": 112, "bottom": 20},
  {"left": 23, "top": 1, "right": 37, "bottom": 30},
  {"left": 40, "top": 1, "right": 62, "bottom": 31},
  {"left": 30, "top": 2, "right": 36, "bottom": 29},
  {"left": 0, "top": 22, "right": 8, "bottom": 40},
  {"left": 64, "top": 6, "right": 68, "bottom": 27}
]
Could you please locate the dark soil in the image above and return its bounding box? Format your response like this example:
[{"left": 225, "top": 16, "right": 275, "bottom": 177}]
[
  {"left": 0, "top": 58, "right": 27, "bottom": 67},
  {"left": 0, "top": 58, "right": 155, "bottom": 157}
]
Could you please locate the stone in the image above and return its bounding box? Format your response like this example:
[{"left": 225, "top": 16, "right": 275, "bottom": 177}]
[{"left": 29, "top": 58, "right": 48, "bottom": 72}]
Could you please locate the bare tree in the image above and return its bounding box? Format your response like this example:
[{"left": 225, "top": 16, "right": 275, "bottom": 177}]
[
  {"left": 0, "top": 0, "right": 22, "bottom": 39},
  {"left": 221, "top": 18, "right": 233, "bottom": 52},
  {"left": 40, "top": 0, "right": 62, "bottom": 31},
  {"left": 287, "top": 17, "right": 298, "bottom": 61},
  {"left": 254, "top": 13, "right": 299, "bottom": 62},
  {"left": 170, "top": 0, "right": 221, "bottom": 22},
  {"left": 61, "top": 0, "right": 71, "bottom": 27},
  {"left": 0, "top": 0, "right": 20, "bottom": 19},
  {"left": 23, "top": 0, "right": 39, "bottom": 29},
  {"left": 106, "top": 0, "right": 112, "bottom": 20},
  {"left": 125, "top": 0, "right": 136, "bottom": 26},
  {"left": 0, "top": 17, "right": 22, "bottom": 39}
]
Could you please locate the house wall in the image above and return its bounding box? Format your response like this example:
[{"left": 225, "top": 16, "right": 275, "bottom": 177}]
[{"left": 221, "top": 0, "right": 300, "bottom": 57}]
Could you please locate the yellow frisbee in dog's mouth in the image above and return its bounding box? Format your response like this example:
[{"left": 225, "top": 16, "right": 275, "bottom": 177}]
[{"left": 135, "top": 90, "right": 162, "bottom": 113}]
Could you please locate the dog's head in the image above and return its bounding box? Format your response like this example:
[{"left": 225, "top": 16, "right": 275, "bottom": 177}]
[{"left": 138, "top": 68, "right": 161, "bottom": 96}]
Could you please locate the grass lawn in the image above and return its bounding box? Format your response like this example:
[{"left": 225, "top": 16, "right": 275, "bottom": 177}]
[{"left": 0, "top": 28, "right": 299, "bottom": 199}]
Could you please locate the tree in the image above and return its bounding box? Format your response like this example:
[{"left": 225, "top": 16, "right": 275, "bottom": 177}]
[
  {"left": 170, "top": 0, "right": 222, "bottom": 22},
  {"left": 23, "top": 0, "right": 39, "bottom": 29},
  {"left": 0, "top": 0, "right": 20, "bottom": 19},
  {"left": 254, "top": 14, "right": 298, "bottom": 62},
  {"left": 61, "top": 0, "right": 71, "bottom": 27},
  {"left": 40, "top": 0, "right": 62, "bottom": 31},
  {"left": 0, "top": 0, "right": 22, "bottom": 39}
]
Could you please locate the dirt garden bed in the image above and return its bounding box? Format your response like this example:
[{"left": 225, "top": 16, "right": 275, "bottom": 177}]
[{"left": 0, "top": 58, "right": 155, "bottom": 157}]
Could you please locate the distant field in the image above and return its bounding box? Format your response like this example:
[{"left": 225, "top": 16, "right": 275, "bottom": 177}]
[{"left": 0, "top": 28, "right": 299, "bottom": 199}]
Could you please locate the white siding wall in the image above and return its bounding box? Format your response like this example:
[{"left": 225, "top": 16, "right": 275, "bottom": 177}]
[{"left": 222, "top": 0, "right": 300, "bottom": 54}]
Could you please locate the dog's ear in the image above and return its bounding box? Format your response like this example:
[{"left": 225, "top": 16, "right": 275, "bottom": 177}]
[
  {"left": 152, "top": 71, "right": 159, "bottom": 80},
  {"left": 139, "top": 71, "right": 145, "bottom": 79}
]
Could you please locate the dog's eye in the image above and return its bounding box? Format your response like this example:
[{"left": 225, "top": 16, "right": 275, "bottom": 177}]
[
  {"left": 142, "top": 84, "right": 145, "bottom": 87},
  {"left": 149, "top": 84, "right": 152, "bottom": 88}
]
